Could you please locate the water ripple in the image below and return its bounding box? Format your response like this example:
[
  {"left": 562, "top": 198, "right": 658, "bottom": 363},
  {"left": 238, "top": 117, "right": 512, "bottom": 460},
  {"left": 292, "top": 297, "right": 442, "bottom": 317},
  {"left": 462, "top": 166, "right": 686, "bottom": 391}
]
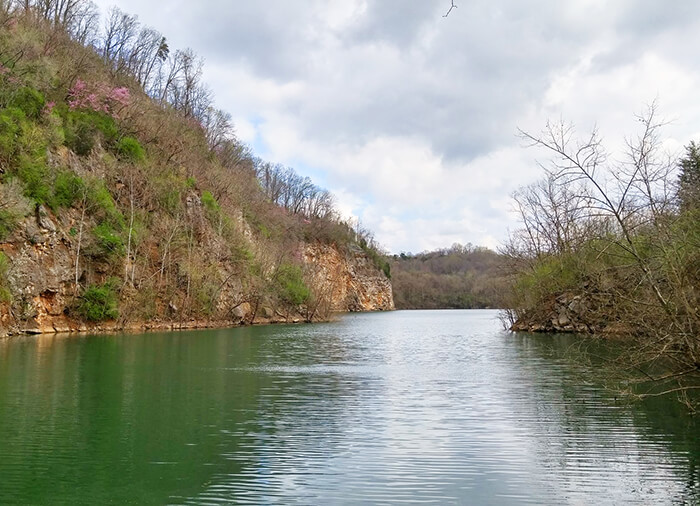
[{"left": 0, "top": 310, "right": 698, "bottom": 504}]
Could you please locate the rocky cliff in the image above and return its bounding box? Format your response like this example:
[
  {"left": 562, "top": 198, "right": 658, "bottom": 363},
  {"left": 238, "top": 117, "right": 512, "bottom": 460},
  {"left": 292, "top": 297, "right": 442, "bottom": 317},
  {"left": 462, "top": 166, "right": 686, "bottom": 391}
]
[
  {"left": 0, "top": 206, "right": 393, "bottom": 337},
  {"left": 303, "top": 243, "right": 394, "bottom": 313}
]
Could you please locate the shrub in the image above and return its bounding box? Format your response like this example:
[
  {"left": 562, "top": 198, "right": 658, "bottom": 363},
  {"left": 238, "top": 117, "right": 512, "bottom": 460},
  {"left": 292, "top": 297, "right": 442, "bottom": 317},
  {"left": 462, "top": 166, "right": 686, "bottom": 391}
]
[
  {"left": 87, "top": 181, "right": 124, "bottom": 228},
  {"left": 115, "top": 136, "right": 145, "bottom": 163},
  {"left": 513, "top": 253, "right": 581, "bottom": 308},
  {"left": 92, "top": 221, "right": 125, "bottom": 258},
  {"left": 201, "top": 190, "right": 220, "bottom": 214},
  {"left": 76, "top": 280, "right": 119, "bottom": 321},
  {"left": 67, "top": 80, "right": 130, "bottom": 117},
  {"left": 0, "top": 209, "right": 16, "bottom": 240},
  {"left": 201, "top": 190, "right": 224, "bottom": 227},
  {"left": 275, "top": 263, "right": 310, "bottom": 306},
  {"left": 9, "top": 87, "right": 45, "bottom": 120},
  {"left": 52, "top": 171, "right": 85, "bottom": 208},
  {"left": 382, "top": 261, "right": 391, "bottom": 279},
  {"left": 0, "top": 107, "right": 26, "bottom": 159},
  {"left": 360, "top": 242, "right": 391, "bottom": 278},
  {"left": 16, "top": 157, "right": 52, "bottom": 205},
  {"left": 62, "top": 109, "right": 118, "bottom": 156},
  {"left": 0, "top": 252, "right": 12, "bottom": 303}
]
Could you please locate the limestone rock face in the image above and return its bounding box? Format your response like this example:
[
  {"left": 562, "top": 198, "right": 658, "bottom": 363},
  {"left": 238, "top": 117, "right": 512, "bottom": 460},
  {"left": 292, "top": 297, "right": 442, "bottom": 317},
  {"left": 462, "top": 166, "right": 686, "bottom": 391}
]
[
  {"left": 303, "top": 243, "right": 394, "bottom": 312},
  {"left": 0, "top": 206, "right": 394, "bottom": 336},
  {"left": 2, "top": 209, "right": 78, "bottom": 335},
  {"left": 511, "top": 293, "right": 603, "bottom": 334}
]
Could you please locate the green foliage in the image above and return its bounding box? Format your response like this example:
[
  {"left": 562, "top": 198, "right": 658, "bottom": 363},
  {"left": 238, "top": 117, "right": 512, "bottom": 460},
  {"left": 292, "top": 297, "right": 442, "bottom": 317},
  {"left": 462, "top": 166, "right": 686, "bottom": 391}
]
[
  {"left": 87, "top": 181, "right": 124, "bottom": 227},
  {"left": 201, "top": 190, "right": 232, "bottom": 235},
  {"left": 230, "top": 241, "right": 254, "bottom": 266},
  {"left": 52, "top": 171, "right": 85, "bottom": 208},
  {"left": 8, "top": 87, "right": 45, "bottom": 120},
  {"left": 159, "top": 187, "right": 181, "bottom": 213},
  {"left": 62, "top": 109, "right": 118, "bottom": 156},
  {"left": 185, "top": 176, "right": 197, "bottom": 189},
  {"left": 16, "top": 157, "right": 52, "bottom": 205},
  {"left": 0, "top": 252, "right": 12, "bottom": 303},
  {"left": 76, "top": 279, "right": 119, "bottom": 321},
  {"left": 0, "top": 105, "right": 81, "bottom": 209},
  {"left": 115, "top": 136, "right": 145, "bottom": 163},
  {"left": 195, "top": 283, "right": 218, "bottom": 315},
  {"left": 185, "top": 265, "right": 220, "bottom": 315},
  {"left": 514, "top": 254, "right": 581, "bottom": 305},
  {"left": 382, "top": 261, "right": 391, "bottom": 279},
  {"left": 257, "top": 223, "right": 271, "bottom": 239},
  {"left": 0, "top": 209, "right": 16, "bottom": 240},
  {"left": 0, "top": 107, "right": 27, "bottom": 159},
  {"left": 275, "top": 263, "right": 310, "bottom": 306},
  {"left": 92, "top": 221, "right": 125, "bottom": 258},
  {"left": 77, "top": 181, "right": 125, "bottom": 259},
  {"left": 201, "top": 190, "right": 220, "bottom": 215},
  {"left": 678, "top": 141, "right": 700, "bottom": 211}
]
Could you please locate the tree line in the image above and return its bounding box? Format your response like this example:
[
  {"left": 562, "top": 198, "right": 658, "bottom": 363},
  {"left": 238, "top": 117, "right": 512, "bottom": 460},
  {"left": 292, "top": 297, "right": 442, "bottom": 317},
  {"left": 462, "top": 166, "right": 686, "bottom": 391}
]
[{"left": 390, "top": 244, "right": 508, "bottom": 309}]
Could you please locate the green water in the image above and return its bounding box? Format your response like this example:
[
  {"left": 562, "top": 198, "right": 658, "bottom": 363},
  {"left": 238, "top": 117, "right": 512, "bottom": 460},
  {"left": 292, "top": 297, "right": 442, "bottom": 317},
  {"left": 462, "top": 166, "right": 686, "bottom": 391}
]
[{"left": 0, "top": 310, "right": 698, "bottom": 504}]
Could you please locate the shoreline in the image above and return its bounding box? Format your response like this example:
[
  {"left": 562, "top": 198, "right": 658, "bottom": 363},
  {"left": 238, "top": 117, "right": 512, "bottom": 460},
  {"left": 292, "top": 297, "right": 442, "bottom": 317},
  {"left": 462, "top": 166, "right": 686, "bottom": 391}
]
[
  {"left": 0, "top": 308, "right": 399, "bottom": 339},
  {"left": 0, "top": 314, "right": 337, "bottom": 339}
]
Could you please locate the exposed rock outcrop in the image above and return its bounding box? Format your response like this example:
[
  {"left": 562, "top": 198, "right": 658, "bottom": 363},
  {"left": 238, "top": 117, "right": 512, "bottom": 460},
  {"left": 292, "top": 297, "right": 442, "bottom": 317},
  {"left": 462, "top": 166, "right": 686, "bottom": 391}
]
[
  {"left": 510, "top": 292, "right": 632, "bottom": 335},
  {"left": 303, "top": 243, "right": 394, "bottom": 312},
  {"left": 0, "top": 208, "right": 394, "bottom": 337},
  {"left": 510, "top": 293, "right": 593, "bottom": 333}
]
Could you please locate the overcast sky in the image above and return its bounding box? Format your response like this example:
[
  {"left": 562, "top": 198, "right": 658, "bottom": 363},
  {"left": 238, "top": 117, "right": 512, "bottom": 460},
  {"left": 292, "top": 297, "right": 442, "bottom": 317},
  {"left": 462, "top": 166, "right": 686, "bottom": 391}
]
[{"left": 93, "top": 0, "right": 700, "bottom": 253}]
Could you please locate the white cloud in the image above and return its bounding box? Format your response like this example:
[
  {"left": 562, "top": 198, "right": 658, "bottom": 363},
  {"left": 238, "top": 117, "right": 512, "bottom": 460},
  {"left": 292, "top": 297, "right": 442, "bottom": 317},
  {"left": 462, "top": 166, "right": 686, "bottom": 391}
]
[{"left": 92, "top": 0, "right": 700, "bottom": 253}]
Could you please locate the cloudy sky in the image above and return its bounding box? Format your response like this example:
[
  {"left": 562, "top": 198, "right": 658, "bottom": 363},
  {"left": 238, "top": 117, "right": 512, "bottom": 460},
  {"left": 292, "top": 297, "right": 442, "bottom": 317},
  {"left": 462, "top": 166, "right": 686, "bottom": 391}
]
[{"left": 93, "top": 0, "right": 700, "bottom": 253}]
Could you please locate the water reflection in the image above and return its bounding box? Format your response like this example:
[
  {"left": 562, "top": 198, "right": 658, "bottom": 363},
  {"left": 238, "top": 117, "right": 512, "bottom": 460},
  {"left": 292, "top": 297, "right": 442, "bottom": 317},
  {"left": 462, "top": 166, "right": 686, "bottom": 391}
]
[{"left": 0, "top": 311, "right": 698, "bottom": 504}]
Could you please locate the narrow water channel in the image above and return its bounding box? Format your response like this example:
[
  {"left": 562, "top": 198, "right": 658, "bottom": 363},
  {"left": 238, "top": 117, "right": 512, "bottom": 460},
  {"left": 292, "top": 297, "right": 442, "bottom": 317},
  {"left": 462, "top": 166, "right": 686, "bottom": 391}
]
[{"left": 0, "top": 310, "right": 698, "bottom": 504}]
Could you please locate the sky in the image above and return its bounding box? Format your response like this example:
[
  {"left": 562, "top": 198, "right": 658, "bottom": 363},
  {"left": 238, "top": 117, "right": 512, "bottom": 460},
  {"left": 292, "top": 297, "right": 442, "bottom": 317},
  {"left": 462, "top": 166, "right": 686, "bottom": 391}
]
[{"left": 92, "top": 0, "right": 700, "bottom": 254}]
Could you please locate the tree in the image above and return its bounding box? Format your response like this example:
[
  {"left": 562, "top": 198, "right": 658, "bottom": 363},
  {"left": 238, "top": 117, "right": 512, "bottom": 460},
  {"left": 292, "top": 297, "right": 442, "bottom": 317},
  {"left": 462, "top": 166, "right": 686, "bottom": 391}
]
[
  {"left": 678, "top": 141, "right": 700, "bottom": 211},
  {"left": 509, "top": 103, "right": 700, "bottom": 409}
]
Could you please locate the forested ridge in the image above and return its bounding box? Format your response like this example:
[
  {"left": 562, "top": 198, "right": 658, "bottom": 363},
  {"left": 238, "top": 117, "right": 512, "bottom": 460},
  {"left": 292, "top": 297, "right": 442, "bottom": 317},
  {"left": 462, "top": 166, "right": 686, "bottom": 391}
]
[
  {"left": 0, "top": 0, "right": 390, "bottom": 332},
  {"left": 390, "top": 244, "right": 508, "bottom": 309}
]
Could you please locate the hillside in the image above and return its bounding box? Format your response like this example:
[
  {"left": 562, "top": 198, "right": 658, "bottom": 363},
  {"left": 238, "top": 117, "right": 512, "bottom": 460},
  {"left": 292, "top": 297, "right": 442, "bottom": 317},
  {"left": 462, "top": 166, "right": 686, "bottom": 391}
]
[
  {"left": 390, "top": 244, "right": 509, "bottom": 309},
  {"left": 0, "top": 4, "right": 392, "bottom": 336}
]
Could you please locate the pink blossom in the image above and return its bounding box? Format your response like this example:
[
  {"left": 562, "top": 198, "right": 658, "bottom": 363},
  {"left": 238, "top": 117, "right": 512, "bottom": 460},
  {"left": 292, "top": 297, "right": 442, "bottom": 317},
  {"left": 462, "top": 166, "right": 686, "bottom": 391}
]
[
  {"left": 44, "top": 101, "right": 56, "bottom": 115},
  {"left": 72, "top": 79, "right": 87, "bottom": 92},
  {"left": 67, "top": 79, "right": 131, "bottom": 117},
  {"left": 110, "top": 87, "right": 130, "bottom": 106}
]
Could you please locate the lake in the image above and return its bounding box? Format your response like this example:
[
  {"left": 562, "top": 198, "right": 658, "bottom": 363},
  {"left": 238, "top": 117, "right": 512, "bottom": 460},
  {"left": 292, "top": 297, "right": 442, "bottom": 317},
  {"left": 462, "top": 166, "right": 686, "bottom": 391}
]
[{"left": 0, "top": 310, "right": 698, "bottom": 504}]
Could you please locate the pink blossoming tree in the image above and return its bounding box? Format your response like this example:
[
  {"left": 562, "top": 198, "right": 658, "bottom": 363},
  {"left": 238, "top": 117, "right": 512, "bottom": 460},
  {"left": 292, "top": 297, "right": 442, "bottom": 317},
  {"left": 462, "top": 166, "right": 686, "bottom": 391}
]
[{"left": 67, "top": 79, "right": 130, "bottom": 117}]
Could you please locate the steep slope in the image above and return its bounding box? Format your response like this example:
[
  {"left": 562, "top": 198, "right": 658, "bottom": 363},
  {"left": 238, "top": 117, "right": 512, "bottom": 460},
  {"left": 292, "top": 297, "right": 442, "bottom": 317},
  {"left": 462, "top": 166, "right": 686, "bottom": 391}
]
[{"left": 0, "top": 6, "right": 393, "bottom": 336}]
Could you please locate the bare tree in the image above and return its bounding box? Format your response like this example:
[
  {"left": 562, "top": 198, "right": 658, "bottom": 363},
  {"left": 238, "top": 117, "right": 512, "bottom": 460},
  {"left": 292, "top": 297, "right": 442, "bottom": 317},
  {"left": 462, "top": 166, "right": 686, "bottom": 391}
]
[
  {"left": 101, "top": 6, "right": 138, "bottom": 70},
  {"left": 511, "top": 103, "right": 700, "bottom": 407}
]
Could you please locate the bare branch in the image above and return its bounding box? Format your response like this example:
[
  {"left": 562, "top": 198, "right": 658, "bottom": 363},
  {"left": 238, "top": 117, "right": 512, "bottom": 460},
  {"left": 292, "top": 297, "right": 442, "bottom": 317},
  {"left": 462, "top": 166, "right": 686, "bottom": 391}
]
[{"left": 443, "top": 0, "right": 457, "bottom": 17}]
